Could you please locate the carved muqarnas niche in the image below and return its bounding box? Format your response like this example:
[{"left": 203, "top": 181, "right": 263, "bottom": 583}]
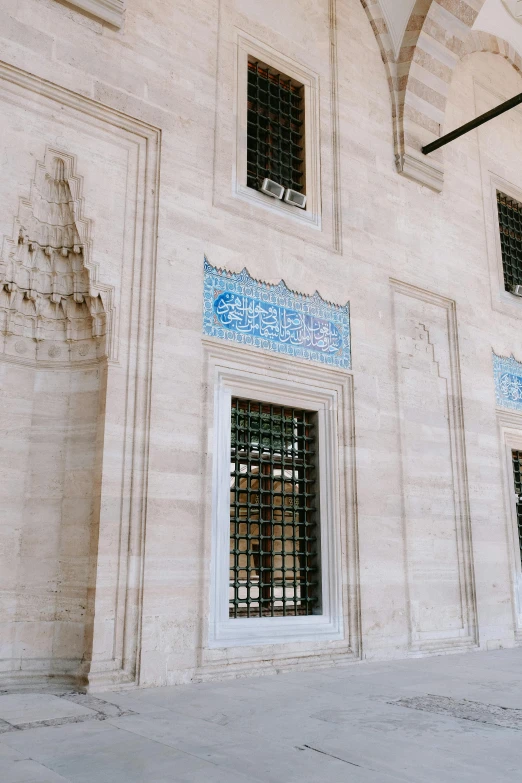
[{"left": 0, "top": 148, "right": 106, "bottom": 360}]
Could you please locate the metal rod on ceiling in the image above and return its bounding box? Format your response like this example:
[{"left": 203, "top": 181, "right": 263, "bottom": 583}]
[{"left": 422, "top": 92, "right": 522, "bottom": 155}]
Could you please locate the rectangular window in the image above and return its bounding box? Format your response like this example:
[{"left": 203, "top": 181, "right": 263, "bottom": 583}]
[
  {"left": 512, "top": 450, "right": 522, "bottom": 565},
  {"left": 497, "top": 191, "right": 522, "bottom": 292},
  {"left": 229, "top": 398, "right": 320, "bottom": 619},
  {"left": 247, "top": 59, "right": 305, "bottom": 196},
  {"left": 207, "top": 355, "right": 346, "bottom": 649}
]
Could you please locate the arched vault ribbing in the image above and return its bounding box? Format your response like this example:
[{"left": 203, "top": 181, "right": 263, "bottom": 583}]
[{"left": 359, "top": 1, "right": 520, "bottom": 191}]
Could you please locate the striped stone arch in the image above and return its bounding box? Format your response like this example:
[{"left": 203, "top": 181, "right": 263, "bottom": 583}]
[
  {"left": 461, "top": 30, "right": 522, "bottom": 74},
  {"left": 359, "top": 0, "right": 401, "bottom": 145},
  {"left": 361, "top": 0, "right": 494, "bottom": 191}
]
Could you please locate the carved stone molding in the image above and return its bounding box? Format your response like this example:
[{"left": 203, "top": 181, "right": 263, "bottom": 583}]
[
  {"left": 396, "top": 152, "right": 444, "bottom": 194},
  {"left": 198, "top": 338, "right": 360, "bottom": 679},
  {"left": 57, "top": 0, "right": 124, "bottom": 28},
  {"left": 0, "top": 59, "right": 161, "bottom": 691},
  {"left": 496, "top": 408, "right": 522, "bottom": 642},
  {"left": 391, "top": 279, "right": 478, "bottom": 654},
  {"left": 0, "top": 147, "right": 110, "bottom": 364},
  {"left": 362, "top": 0, "right": 493, "bottom": 191}
]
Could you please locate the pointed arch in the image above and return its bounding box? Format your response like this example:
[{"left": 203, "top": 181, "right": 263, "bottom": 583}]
[
  {"left": 460, "top": 30, "right": 522, "bottom": 74},
  {"left": 362, "top": 0, "right": 492, "bottom": 190},
  {"left": 359, "top": 0, "right": 400, "bottom": 149}
]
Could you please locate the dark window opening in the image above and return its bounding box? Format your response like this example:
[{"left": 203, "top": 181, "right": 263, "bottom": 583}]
[
  {"left": 229, "top": 398, "right": 320, "bottom": 618},
  {"left": 247, "top": 59, "right": 305, "bottom": 195},
  {"left": 512, "top": 451, "right": 522, "bottom": 566},
  {"left": 497, "top": 191, "right": 522, "bottom": 292}
]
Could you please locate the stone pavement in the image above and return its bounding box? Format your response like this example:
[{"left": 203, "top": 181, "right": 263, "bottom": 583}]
[{"left": 1, "top": 648, "right": 522, "bottom": 782}]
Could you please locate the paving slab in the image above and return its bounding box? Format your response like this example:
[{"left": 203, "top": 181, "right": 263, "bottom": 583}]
[
  {"left": 0, "top": 694, "right": 97, "bottom": 726},
  {"left": 1, "top": 758, "right": 71, "bottom": 783},
  {"left": 2, "top": 648, "right": 522, "bottom": 782}
]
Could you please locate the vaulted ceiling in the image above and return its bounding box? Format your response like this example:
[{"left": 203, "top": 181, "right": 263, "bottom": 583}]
[
  {"left": 378, "top": 0, "right": 522, "bottom": 58},
  {"left": 362, "top": 0, "right": 522, "bottom": 191}
]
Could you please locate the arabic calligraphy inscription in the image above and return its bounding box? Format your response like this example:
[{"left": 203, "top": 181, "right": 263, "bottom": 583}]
[
  {"left": 493, "top": 353, "right": 522, "bottom": 411},
  {"left": 203, "top": 260, "right": 351, "bottom": 368}
]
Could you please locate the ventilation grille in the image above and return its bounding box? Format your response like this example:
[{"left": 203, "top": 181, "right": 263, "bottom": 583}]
[
  {"left": 261, "top": 178, "right": 285, "bottom": 199},
  {"left": 284, "top": 188, "right": 307, "bottom": 209}
]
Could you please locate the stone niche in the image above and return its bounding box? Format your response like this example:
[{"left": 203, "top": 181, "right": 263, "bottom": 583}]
[
  {"left": 391, "top": 281, "right": 478, "bottom": 654},
  {"left": 0, "top": 149, "right": 107, "bottom": 684},
  {"left": 0, "top": 62, "right": 160, "bottom": 691}
]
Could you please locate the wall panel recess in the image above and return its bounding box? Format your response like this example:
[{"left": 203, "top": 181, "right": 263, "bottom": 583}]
[
  {"left": 391, "top": 280, "right": 478, "bottom": 653},
  {"left": 0, "top": 60, "right": 160, "bottom": 690}
]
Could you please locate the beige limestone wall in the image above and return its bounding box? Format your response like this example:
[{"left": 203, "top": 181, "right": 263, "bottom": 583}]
[
  {"left": 444, "top": 52, "right": 522, "bottom": 649},
  {"left": 0, "top": 361, "right": 103, "bottom": 680},
  {"left": 0, "top": 0, "right": 521, "bottom": 689},
  {"left": 0, "top": 361, "right": 34, "bottom": 673}
]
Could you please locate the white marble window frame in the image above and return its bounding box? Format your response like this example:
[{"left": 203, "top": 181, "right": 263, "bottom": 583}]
[
  {"left": 489, "top": 173, "right": 522, "bottom": 313},
  {"left": 57, "top": 0, "right": 124, "bottom": 27},
  {"left": 498, "top": 410, "right": 522, "bottom": 642},
  {"left": 207, "top": 349, "right": 344, "bottom": 649},
  {"left": 474, "top": 79, "right": 522, "bottom": 320},
  {"left": 480, "top": 161, "right": 522, "bottom": 320},
  {"left": 233, "top": 32, "right": 322, "bottom": 230}
]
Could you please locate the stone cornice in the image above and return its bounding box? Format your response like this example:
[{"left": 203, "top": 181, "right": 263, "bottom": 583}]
[
  {"left": 62, "top": 0, "right": 124, "bottom": 27},
  {"left": 395, "top": 150, "right": 444, "bottom": 193}
]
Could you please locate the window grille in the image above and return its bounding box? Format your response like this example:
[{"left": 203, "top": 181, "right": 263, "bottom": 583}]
[
  {"left": 512, "top": 451, "right": 522, "bottom": 565},
  {"left": 247, "top": 59, "right": 305, "bottom": 195},
  {"left": 497, "top": 191, "right": 522, "bottom": 291},
  {"left": 229, "top": 398, "right": 320, "bottom": 618}
]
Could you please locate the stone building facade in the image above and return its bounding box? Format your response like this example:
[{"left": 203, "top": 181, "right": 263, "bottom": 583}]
[{"left": 1, "top": 0, "right": 522, "bottom": 691}]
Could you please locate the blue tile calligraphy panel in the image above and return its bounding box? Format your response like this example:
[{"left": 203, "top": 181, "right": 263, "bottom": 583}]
[
  {"left": 493, "top": 353, "right": 522, "bottom": 411},
  {"left": 203, "top": 259, "right": 351, "bottom": 368}
]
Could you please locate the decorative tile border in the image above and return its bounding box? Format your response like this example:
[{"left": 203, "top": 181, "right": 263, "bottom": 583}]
[
  {"left": 203, "top": 258, "right": 351, "bottom": 369},
  {"left": 493, "top": 352, "right": 522, "bottom": 411}
]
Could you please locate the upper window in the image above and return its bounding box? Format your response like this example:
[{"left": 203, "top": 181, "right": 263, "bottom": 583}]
[
  {"left": 229, "top": 398, "right": 320, "bottom": 619},
  {"left": 497, "top": 191, "right": 522, "bottom": 293},
  {"left": 246, "top": 59, "right": 305, "bottom": 206},
  {"left": 226, "top": 34, "right": 321, "bottom": 230}
]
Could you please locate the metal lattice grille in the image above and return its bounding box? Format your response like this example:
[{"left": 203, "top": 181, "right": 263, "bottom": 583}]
[
  {"left": 247, "top": 60, "right": 305, "bottom": 194},
  {"left": 512, "top": 451, "right": 522, "bottom": 565},
  {"left": 229, "top": 398, "right": 320, "bottom": 618},
  {"left": 497, "top": 191, "right": 522, "bottom": 291}
]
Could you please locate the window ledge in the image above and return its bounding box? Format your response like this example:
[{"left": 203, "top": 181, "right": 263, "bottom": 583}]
[
  {"left": 209, "top": 614, "right": 343, "bottom": 649},
  {"left": 62, "top": 0, "right": 124, "bottom": 27},
  {"left": 235, "top": 183, "right": 320, "bottom": 229}
]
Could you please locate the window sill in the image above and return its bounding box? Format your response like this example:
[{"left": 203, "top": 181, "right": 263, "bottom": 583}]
[
  {"left": 236, "top": 183, "right": 320, "bottom": 229},
  {"left": 209, "top": 614, "right": 344, "bottom": 649},
  {"left": 60, "top": 0, "right": 124, "bottom": 27}
]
